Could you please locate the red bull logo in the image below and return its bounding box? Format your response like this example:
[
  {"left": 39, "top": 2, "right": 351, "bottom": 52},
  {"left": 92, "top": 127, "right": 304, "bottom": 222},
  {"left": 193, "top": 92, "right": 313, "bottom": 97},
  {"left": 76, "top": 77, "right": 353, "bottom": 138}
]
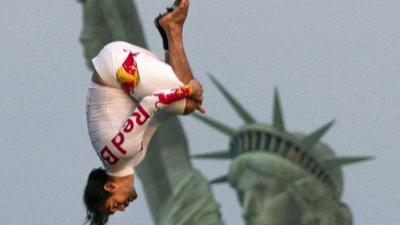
[
  {"left": 116, "top": 51, "right": 140, "bottom": 93},
  {"left": 100, "top": 104, "right": 150, "bottom": 166},
  {"left": 153, "top": 85, "right": 192, "bottom": 107}
]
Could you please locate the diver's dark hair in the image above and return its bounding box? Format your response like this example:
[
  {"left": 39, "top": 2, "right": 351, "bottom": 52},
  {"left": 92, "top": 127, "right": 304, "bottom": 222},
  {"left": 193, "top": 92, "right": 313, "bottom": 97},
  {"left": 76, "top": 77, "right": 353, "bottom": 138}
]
[{"left": 83, "top": 168, "right": 111, "bottom": 225}]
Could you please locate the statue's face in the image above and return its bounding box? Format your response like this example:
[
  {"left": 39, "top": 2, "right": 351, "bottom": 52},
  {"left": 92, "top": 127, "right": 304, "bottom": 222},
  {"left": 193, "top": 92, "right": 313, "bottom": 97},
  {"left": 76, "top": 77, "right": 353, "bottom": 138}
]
[
  {"left": 235, "top": 170, "right": 302, "bottom": 225},
  {"left": 230, "top": 153, "right": 352, "bottom": 225}
]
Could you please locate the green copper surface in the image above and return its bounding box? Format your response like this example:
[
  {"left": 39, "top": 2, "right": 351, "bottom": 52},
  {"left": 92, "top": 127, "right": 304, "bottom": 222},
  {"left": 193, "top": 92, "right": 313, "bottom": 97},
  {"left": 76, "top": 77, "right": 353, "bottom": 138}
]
[
  {"left": 79, "top": 0, "right": 147, "bottom": 69},
  {"left": 193, "top": 113, "right": 236, "bottom": 136},
  {"left": 193, "top": 75, "right": 373, "bottom": 225},
  {"left": 302, "top": 120, "right": 335, "bottom": 148},
  {"left": 272, "top": 88, "right": 286, "bottom": 131},
  {"left": 208, "top": 72, "right": 256, "bottom": 124}
]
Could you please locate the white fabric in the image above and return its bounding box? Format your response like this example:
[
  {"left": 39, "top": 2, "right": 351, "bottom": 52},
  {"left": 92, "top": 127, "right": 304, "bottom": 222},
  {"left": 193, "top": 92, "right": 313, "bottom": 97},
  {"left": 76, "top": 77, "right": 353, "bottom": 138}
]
[
  {"left": 87, "top": 41, "right": 186, "bottom": 176},
  {"left": 92, "top": 41, "right": 185, "bottom": 114},
  {"left": 87, "top": 82, "right": 178, "bottom": 177}
]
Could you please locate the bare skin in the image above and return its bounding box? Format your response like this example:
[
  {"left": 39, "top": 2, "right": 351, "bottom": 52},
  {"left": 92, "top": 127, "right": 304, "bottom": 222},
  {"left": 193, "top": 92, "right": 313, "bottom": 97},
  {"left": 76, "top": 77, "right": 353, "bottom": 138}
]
[
  {"left": 159, "top": 0, "right": 192, "bottom": 83},
  {"left": 159, "top": 0, "right": 204, "bottom": 113},
  {"left": 101, "top": 175, "right": 137, "bottom": 214}
]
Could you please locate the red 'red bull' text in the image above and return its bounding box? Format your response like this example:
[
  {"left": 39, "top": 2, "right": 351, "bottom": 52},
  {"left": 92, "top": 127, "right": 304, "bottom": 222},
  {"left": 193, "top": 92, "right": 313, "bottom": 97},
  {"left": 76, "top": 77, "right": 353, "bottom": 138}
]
[{"left": 100, "top": 104, "right": 150, "bottom": 165}]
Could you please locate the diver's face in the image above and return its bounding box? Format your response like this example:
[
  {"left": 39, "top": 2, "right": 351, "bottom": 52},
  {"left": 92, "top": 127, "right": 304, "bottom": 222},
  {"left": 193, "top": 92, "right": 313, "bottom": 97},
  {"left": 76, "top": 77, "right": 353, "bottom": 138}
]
[
  {"left": 236, "top": 171, "right": 301, "bottom": 225},
  {"left": 102, "top": 177, "right": 137, "bottom": 214}
]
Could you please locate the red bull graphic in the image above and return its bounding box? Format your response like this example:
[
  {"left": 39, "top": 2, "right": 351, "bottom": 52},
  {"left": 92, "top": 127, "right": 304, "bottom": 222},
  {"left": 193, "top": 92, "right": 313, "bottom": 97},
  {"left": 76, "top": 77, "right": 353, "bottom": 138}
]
[
  {"left": 100, "top": 104, "right": 150, "bottom": 166},
  {"left": 116, "top": 51, "right": 140, "bottom": 93},
  {"left": 153, "top": 85, "right": 192, "bottom": 108}
]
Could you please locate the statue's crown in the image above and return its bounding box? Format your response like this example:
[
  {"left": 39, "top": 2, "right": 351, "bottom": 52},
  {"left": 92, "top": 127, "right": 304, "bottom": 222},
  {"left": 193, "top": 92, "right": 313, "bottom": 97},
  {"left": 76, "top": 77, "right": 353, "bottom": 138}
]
[{"left": 192, "top": 73, "right": 372, "bottom": 198}]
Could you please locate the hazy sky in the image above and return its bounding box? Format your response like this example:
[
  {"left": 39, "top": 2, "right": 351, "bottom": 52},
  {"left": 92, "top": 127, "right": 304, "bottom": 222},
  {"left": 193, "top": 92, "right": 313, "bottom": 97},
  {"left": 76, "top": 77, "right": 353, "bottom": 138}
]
[{"left": 1, "top": 1, "right": 399, "bottom": 225}]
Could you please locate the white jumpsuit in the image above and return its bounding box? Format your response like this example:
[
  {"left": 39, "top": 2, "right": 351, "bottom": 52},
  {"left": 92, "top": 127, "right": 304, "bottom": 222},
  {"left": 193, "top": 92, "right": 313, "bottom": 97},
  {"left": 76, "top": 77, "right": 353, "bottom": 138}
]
[{"left": 86, "top": 41, "right": 186, "bottom": 177}]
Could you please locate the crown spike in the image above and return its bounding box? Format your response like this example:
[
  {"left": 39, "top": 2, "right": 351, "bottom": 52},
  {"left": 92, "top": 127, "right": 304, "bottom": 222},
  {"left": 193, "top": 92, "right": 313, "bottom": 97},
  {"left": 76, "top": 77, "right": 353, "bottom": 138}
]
[
  {"left": 193, "top": 113, "right": 236, "bottom": 136},
  {"left": 208, "top": 72, "right": 256, "bottom": 124},
  {"left": 319, "top": 156, "right": 374, "bottom": 168},
  {"left": 210, "top": 175, "right": 229, "bottom": 184},
  {"left": 192, "top": 150, "right": 232, "bottom": 159},
  {"left": 302, "top": 120, "right": 335, "bottom": 147},
  {"left": 272, "top": 88, "right": 285, "bottom": 131}
]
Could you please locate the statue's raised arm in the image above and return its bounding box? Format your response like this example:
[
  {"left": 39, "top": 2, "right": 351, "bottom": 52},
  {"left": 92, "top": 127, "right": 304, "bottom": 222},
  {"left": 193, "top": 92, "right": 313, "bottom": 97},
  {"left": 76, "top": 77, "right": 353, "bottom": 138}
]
[{"left": 79, "top": 0, "right": 146, "bottom": 69}]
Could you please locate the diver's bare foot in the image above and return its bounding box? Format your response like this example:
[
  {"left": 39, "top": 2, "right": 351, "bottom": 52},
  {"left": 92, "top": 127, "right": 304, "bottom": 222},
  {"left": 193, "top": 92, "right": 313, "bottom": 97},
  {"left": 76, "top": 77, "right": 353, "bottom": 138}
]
[{"left": 157, "top": 0, "right": 190, "bottom": 34}]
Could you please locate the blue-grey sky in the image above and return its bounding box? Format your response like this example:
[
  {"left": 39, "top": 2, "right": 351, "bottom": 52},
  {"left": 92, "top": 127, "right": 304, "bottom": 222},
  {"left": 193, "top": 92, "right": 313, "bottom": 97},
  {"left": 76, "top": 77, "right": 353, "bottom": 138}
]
[{"left": 1, "top": 1, "right": 399, "bottom": 224}]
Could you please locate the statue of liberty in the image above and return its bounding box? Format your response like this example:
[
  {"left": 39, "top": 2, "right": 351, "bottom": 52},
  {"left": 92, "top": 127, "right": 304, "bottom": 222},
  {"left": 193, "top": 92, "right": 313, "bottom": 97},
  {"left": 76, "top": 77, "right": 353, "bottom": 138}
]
[
  {"left": 78, "top": 1, "right": 371, "bottom": 224},
  {"left": 193, "top": 74, "right": 372, "bottom": 225}
]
